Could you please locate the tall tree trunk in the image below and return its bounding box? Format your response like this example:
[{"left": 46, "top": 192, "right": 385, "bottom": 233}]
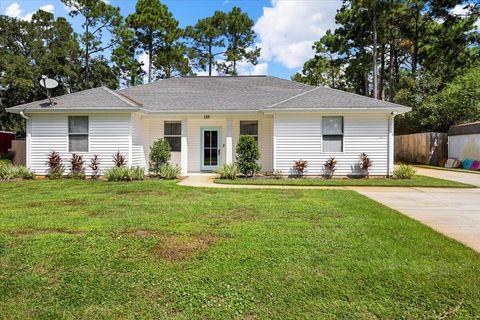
[
  {"left": 208, "top": 41, "right": 212, "bottom": 76},
  {"left": 364, "top": 71, "right": 369, "bottom": 96},
  {"left": 412, "top": 6, "right": 420, "bottom": 78},
  {"left": 148, "top": 28, "right": 153, "bottom": 83},
  {"left": 379, "top": 44, "right": 385, "bottom": 100},
  {"left": 84, "top": 17, "right": 89, "bottom": 89},
  {"left": 388, "top": 40, "right": 395, "bottom": 101},
  {"left": 372, "top": 2, "right": 378, "bottom": 99}
]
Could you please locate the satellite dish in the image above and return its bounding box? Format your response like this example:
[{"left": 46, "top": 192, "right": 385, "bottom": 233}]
[
  {"left": 39, "top": 75, "right": 58, "bottom": 107},
  {"left": 39, "top": 77, "right": 58, "bottom": 89}
]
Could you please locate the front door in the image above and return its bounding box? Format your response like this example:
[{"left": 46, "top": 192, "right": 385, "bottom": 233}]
[{"left": 201, "top": 128, "right": 221, "bottom": 171}]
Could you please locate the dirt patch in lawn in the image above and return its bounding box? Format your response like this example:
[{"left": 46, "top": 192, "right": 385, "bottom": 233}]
[
  {"left": 153, "top": 234, "right": 223, "bottom": 262},
  {"left": 2, "top": 228, "right": 85, "bottom": 236}
]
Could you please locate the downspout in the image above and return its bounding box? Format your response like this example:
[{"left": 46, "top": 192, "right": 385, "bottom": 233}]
[
  {"left": 20, "top": 109, "right": 31, "bottom": 170},
  {"left": 388, "top": 112, "right": 397, "bottom": 177},
  {"left": 20, "top": 109, "right": 30, "bottom": 120}
]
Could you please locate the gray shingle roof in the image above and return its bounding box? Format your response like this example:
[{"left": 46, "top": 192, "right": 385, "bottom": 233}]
[
  {"left": 267, "top": 86, "right": 409, "bottom": 110},
  {"left": 7, "top": 76, "right": 410, "bottom": 113},
  {"left": 119, "top": 76, "right": 313, "bottom": 111},
  {"left": 7, "top": 87, "right": 139, "bottom": 111}
]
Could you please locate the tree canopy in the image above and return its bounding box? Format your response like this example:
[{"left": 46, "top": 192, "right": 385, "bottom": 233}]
[{"left": 292, "top": 0, "right": 480, "bottom": 133}]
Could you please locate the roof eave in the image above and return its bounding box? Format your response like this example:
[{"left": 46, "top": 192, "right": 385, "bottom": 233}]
[
  {"left": 6, "top": 107, "right": 140, "bottom": 114},
  {"left": 263, "top": 106, "right": 411, "bottom": 114}
]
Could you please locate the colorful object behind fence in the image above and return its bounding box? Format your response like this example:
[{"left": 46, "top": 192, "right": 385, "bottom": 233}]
[
  {"left": 470, "top": 160, "right": 480, "bottom": 171},
  {"left": 462, "top": 159, "right": 474, "bottom": 170}
]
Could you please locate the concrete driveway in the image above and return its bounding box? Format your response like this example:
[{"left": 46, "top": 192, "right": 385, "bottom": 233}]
[{"left": 354, "top": 168, "right": 480, "bottom": 252}]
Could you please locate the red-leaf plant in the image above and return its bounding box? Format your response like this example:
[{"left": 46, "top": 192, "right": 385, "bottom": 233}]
[
  {"left": 323, "top": 157, "right": 337, "bottom": 179},
  {"left": 113, "top": 151, "right": 126, "bottom": 167},
  {"left": 89, "top": 155, "right": 101, "bottom": 179},
  {"left": 47, "top": 150, "right": 64, "bottom": 178},
  {"left": 70, "top": 154, "right": 85, "bottom": 174},
  {"left": 293, "top": 159, "right": 308, "bottom": 177}
]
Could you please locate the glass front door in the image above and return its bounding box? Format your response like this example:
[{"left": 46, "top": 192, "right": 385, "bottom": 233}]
[{"left": 201, "top": 128, "right": 221, "bottom": 171}]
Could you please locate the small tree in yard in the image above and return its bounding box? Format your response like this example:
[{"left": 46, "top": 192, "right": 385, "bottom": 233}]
[
  {"left": 236, "top": 134, "right": 261, "bottom": 177},
  {"left": 150, "top": 138, "right": 171, "bottom": 175}
]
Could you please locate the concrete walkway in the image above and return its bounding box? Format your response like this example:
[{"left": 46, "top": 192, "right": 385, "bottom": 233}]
[{"left": 179, "top": 169, "right": 480, "bottom": 252}]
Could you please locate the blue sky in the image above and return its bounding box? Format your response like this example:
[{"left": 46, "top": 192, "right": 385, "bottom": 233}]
[
  {"left": 1, "top": 0, "right": 342, "bottom": 79},
  {"left": 3, "top": 0, "right": 478, "bottom": 80}
]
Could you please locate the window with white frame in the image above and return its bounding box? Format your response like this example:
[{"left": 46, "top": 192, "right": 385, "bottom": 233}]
[
  {"left": 240, "top": 120, "right": 258, "bottom": 141},
  {"left": 164, "top": 121, "right": 181, "bottom": 152},
  {"left": 68, "top": 116, "right": 89, "bottom": 152},
  {"left": 322, "top": 116, "right": 343, "bottom": 152}
]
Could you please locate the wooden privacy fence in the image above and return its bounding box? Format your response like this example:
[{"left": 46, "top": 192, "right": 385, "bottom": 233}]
[{"left": 395, "top": 132, "right": 448, "bottom": 165}]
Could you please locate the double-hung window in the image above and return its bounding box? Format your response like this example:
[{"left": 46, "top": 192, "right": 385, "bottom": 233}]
[
  {"left": 322, "top": 116, "right": 343, "bottom": 152},
  {"left": 240, "top": 121, "right": 258, "bottom": 142},
  {"left": 68, "top": 116, "right": 89, "bottom": 152},
  {"left": 164, "top": 121, "right": 181, "bottom": 152}
]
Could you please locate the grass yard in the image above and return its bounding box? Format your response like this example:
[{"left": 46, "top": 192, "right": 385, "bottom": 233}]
[
  {"left": 214, "top": 175, "right": 475, "bottom": 188},
  {"left": 415, "top": 164, "right": 480, "bottom": 175},
  {"left": 1, "top": 180, "right": 480, "bottom": 319}
]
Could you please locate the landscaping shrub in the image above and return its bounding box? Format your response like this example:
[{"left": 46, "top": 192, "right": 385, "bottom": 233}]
[
  {"left": 394, "top": 164, "right": 417, "bottom": 179},
  {"left": 0, "top": 164, "right": 34, "bottom": 180},
  {"left": 47, "top": 151, "right": 64, "bottom": 179},
  {"left": 236, "top": 134, "right": 261, "bottom": 177},
  {"left": 323, "top": 157, "right": 337, "bottom": 179},
  {"left": 104, "top": 166, "right": 145, "bottom": 181},
  {"left": 14, "top": 166, "right": 35, "bottom": 180},
  {"left": 272, "top": 169, "right": 284, "bottom": 179},
  {"left": 359, "top": 153, "right": 373, "bottom": 178},
  {"left": 89, "top": 155, "right": 101, "bottom": 179},
  {"left": 293, "top": 160, "right": 308, "bottom": 177},
  {"left": 150, "top": 139, "right": 171, "bottom": 175},
  {"left": 69, "top": 154, "right": 85, "bottom": 180},
  {"left": 217, "top": 163, "right": 238, "bottom": 180},
  {"left": 113, "top": 151, "right": 126, "bottom": 167},
  {"left": 0, "top": 158, "right": 12, "bottom": 167},
  {"left": 0, "top": 164, "right": 15, "bottom": 180},
  {"left": 158, "top": 163, "right": 181, "bottom": 180}
]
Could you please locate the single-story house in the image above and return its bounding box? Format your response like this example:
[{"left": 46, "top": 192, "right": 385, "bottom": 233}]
[{"left": 7, "top": 76, "right": 410, "bottom": 176}]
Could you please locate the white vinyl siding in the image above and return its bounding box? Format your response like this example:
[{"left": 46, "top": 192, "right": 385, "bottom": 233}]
[
  {"left": 29, "top": 113, "right": 130, "bottom": 175},
  {"left": 274, "top": 113, "right": 389, "bottom": 176},
  {"left": 131, "top": 113, "right": 147, "bottom": 168},
  {"left": 145, "top": 118, "right": 182, "bottom": 168}
]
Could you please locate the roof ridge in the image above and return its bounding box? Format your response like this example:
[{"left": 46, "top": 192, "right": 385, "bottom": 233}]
[
  {"left": 264, "top": 87, "right": 320, "bottom": 109},
  {"left": 102, "top": 87, "right": 140, "bottom": 107}
]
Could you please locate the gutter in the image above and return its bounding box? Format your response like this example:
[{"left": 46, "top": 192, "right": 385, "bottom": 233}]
[{"left": 20, "top": 109, "right": 30, "bottom": 120}]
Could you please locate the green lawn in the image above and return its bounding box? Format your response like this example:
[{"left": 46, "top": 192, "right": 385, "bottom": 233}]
[
  {"left": 1, "top": 180, "right": 480, "bottom": 319},
  {"left": 415, "top": 164, "right": 480, "bottom": 175},
  {"left": 215, "top": 175, "right": 475, "bottom": 188}
]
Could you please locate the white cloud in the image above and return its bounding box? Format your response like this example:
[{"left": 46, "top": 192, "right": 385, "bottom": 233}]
[
  {"left": 5, "top": 2, "right": 21, "bottom": 18},
  {"left": 237, "top": 61, "right": 268, "bottom": 75},
  {"left": 5, "top": 2, "right": 55, "bottom": 21},
  {"left": 451, "top": 3, "right": 480, "bottom": 29},
  {"left": 22, "top": 4, "right": 54, "bottom": 21},
  {"left": 254, "top": 0, "right": 342, "bottom": 69}
]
